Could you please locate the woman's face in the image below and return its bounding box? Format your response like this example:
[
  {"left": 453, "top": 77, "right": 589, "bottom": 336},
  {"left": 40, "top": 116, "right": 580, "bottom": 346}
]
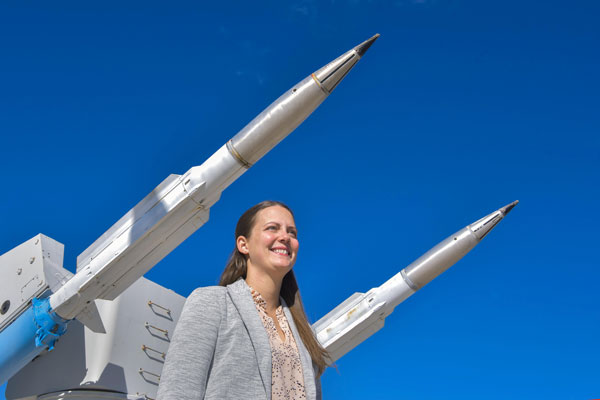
[{"left": 238, "top": 205, "right": 299, "bottom": 279}]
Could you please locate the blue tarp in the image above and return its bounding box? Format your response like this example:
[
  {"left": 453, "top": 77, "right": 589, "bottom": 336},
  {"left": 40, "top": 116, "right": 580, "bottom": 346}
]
[{"left": 0, "top": 298, "right": 68, "bottom": 385}]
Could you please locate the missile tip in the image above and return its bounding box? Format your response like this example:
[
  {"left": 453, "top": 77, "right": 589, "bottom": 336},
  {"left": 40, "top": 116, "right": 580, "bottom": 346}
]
[
  {"left": 355, "top": 33, "right": 380, "bottom": 57},
  {"left": 501, "top": 200, "right": 519, "bottom": 215}
]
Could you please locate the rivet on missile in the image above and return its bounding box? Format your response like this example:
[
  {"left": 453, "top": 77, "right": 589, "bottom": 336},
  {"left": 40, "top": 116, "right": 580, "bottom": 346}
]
[{"left": 0, "top": 300, "right": 9, "bottom": 315}]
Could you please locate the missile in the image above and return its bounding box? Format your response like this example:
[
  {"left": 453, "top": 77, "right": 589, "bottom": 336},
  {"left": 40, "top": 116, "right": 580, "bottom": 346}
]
[
  {"left": 50, "top": 33, "right": 379, "bottom": 322},
  {"left": 313, "top": 201, "right": 519, "bottom": 363},
  {"left": 0, "top": 34, "right": 378, "bottom": 385}
]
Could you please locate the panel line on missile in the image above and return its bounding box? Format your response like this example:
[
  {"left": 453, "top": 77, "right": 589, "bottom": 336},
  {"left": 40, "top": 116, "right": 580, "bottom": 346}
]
[
  {"left": 321, "top": 53, "right": 356, "bottom": 84},
  {"left": 311, "top": 73, "right": 329, "bottom": 94},
  {"left": 327, "top": 67, "right": 354, "bottom": 93}
]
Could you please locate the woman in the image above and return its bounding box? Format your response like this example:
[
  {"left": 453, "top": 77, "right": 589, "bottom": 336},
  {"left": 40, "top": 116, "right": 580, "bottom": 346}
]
[{"left": 157, "top": 201, "right": 328, "bottom": 400}]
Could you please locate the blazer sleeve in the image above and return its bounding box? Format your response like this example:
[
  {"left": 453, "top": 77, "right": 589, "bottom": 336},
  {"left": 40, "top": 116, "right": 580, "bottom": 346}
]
[{"left": 157, "top": 287, "right": 225, "bottom": 400}]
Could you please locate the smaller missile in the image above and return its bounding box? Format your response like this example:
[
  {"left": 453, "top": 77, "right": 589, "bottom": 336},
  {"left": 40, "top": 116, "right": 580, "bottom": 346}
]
[{"left": 313, "top": 201, "right": 519, "bottom": 363}]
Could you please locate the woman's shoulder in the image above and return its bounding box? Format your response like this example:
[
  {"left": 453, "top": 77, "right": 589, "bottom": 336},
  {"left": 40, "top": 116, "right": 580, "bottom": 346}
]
[
  {"left": 183, "top": 280, "right": 247, "bottom": 315},
  {"left": 186, "top": 285, "right": 227, "bottom": 306},
  {"left": 174, "top": 286, "right": 228, "bottom": 328}
]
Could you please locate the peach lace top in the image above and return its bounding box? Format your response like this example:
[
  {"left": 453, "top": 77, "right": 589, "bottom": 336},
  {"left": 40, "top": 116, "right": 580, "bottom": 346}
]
[{"left": 251, "top": 288, "right": 307, "bottom": 400}]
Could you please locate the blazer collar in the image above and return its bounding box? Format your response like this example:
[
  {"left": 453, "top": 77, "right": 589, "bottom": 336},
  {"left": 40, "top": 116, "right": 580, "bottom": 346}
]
[
  {"left": 227, "top": 278, "right": 318, "bottom": 400},
  {"left": 227, "top": 279, "right": 272, "bottom": 400}
]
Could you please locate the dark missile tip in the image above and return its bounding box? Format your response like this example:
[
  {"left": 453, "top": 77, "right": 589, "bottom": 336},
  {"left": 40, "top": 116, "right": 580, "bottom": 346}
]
[
  {"left": 500, "top": 200, "right": 519, "bottom": 216},
  {"left": 355, "top": 33, "right": 380, "bottom": 57}
]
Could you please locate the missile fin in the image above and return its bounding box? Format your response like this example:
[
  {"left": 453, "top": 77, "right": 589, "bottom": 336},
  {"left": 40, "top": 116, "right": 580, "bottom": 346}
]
[
  {"left": 76, "top": 174, "right": 183, "bottom": 271},
  {"left": 75, "top": 300, "right": 106, "bottom": 334},
  {"left": 319, "top": 302, "right": 387, "bottom": 362},
  {"left": 312, "top": 292, "right": 365, "bottom": 333}
]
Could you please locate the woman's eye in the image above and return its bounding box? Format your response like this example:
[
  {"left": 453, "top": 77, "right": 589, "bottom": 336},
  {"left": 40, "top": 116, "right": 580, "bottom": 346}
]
[{"left": 267, "top": 226, "right": 277, "bottom": 231}]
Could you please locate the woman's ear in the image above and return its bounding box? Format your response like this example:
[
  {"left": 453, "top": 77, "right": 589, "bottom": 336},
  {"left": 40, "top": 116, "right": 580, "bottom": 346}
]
[{"left": 237, "top": 236, "right": 249, "bottom": 255}]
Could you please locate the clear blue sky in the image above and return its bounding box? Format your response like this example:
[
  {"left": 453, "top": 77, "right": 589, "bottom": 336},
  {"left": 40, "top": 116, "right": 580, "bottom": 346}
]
[{"left": 1, "top": 1, "right": 598, "bottom": 399}]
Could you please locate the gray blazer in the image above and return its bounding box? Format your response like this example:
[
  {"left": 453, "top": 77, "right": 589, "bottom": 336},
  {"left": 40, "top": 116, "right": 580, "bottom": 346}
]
[{"left": 157, "top": 279, "right": 321, "bottom": 400}]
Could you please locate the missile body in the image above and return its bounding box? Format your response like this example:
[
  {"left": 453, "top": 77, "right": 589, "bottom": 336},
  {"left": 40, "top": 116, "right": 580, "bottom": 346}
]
[
  {"left": 0, "top": 35, "right": 378, "bottom": 385},
  {"left": 313, "top": 201, "right": 518, "bottom": 363},
  {"left": 50, "top": 34, "right": 378, "bottom": 322},
  {"left": 50, "top": 35, "right": 378, "bottom": 322}
]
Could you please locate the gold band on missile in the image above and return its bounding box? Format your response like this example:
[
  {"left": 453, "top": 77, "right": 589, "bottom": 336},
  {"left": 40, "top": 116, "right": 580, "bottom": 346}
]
[
  {"left": 401, "top": 269, "right": 420, "bottom": 291},
  {"left": 226, "top": 140, "right": 252, "bottom": 169},
  {"left": 311, "top": 73, "right": 329, "bottom": 95}
]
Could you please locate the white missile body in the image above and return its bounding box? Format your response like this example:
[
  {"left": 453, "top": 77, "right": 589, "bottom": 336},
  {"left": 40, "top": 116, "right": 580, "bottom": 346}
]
[
  {"left": 314, "top": 201, "right": 518, "bottom": 362},
  {"left": 49, "top": 34, "right": 380, "bottom": 324}
]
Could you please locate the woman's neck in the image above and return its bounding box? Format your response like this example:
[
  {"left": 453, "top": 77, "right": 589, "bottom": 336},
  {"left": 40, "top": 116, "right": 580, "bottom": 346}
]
[{"left": 245, "top": 272, "right": 282, "bottom": 314}]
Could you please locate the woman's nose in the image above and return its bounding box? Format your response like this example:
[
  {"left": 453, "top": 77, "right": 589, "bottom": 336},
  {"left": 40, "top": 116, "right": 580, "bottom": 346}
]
[{"left": 279, "top": 231, "right": 291, "bottom": 242}]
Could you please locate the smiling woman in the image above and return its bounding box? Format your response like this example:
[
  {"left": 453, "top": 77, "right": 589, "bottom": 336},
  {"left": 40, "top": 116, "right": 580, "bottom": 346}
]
[{"left": 157, "top": 201, "right": 327, "bottom": 400}]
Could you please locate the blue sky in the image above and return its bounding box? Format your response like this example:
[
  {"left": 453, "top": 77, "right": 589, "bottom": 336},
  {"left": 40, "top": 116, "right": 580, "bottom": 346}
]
[{"left": 1, "top": 1, "right": 599, "bottom": 399}]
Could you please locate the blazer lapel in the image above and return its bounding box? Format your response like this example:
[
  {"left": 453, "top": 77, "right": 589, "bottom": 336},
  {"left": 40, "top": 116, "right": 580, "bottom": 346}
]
[
  {"left": 282, "top": 299, "right": 317, "bottom": 400},
  {"left": 227, "top": 279, "right": 272, "bottom": 400}
]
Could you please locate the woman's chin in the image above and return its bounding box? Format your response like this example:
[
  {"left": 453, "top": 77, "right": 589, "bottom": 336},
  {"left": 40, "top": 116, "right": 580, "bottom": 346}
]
[{"left": 272, "top": 262, "right": 294, "bottom": 275}]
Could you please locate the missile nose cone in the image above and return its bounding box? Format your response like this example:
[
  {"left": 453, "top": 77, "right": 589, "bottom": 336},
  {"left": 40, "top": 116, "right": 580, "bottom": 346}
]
[
  {"left": 402, "top": 200, "right": 519, "bottom": 291},
  {"left": 500, "top": 200, "right": 519, "bottom": 216},
  {"left": 228, "top": 35, "right": 378, "bottom": 168},
  {"left": 469, "top": 201, "right": 518, "bottom": 241},
  {"left": 313, "top": 34, "right": 380, "bottom": 93},
  {"left": 355, "top": 33, "right": 380, "bottom": 57}
]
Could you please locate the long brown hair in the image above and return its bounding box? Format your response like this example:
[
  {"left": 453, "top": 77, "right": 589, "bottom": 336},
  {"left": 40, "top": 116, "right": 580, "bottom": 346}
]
[{"left": 219, "top": 200, "right": 329, "bottom": 375}]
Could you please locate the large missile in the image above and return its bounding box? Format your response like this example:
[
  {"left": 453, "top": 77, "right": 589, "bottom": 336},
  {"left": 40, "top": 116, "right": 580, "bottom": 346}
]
[
  {"left": 0, "top": 34, "right": 379, "bottom": 385},
  {"left": 50, "top": 34, "right": 379, "bottom": 323},
  {"left": 313, "top": 201, "right": 518, "bottom": 362}
]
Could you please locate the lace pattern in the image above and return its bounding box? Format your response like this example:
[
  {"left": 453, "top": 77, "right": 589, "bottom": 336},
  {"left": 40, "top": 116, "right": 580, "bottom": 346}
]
[{"left": 251, "top": 288, "right": 307, "bottom": 400}]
